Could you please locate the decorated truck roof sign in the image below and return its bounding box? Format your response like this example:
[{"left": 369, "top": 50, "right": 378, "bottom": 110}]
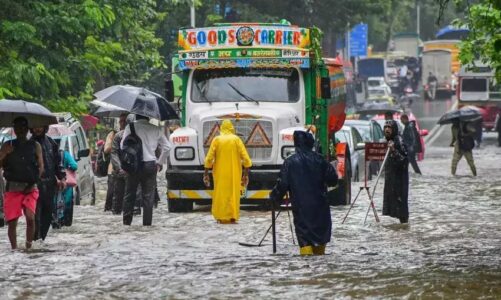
[{"left": 178, "top": 25, "right": 311, "bottom": 70}]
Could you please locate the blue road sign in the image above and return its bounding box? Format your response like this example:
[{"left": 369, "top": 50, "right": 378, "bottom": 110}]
[{"left": 350, "top": 23, "right": 368, "bottom": 57}]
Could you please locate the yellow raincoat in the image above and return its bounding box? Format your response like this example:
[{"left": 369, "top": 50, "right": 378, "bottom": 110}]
[{"left": 204, "top": 120, "right": 252, "bottom": 222}]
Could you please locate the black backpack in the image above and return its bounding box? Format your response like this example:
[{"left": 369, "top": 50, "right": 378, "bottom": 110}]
[
  {"left": 3, "top": 140, "right": 39, "bottom": 184},
  {"left": 120, "top": 123, "right": 143, "bottom": 173},
  {"left": 459, "top": 124, "right": 475, "bottom": 151},
  {"left": 94, "top": 142, "right": 110, "bottom": 177}
]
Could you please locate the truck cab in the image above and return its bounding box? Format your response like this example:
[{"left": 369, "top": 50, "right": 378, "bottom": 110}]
[{"left": 166, "top": 24, "right": 350, "bottom": 212}]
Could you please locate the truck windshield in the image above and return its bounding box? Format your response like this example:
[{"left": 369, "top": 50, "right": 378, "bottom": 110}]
[
  {"left": 462, "top": 78, "right": 487, "bottom": 92},
  {"left": 191, "top": 68, "right": 300, "bottom": 103}
]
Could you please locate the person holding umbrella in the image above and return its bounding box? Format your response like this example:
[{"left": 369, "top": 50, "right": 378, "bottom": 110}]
[
  {"left": 450, "top": 119, "right": 477, "bottom": 176},
  {"left": 121, "top": 114, "right": 171, "bottom": 226},
  {"left": 0, "top": 117, "right": 44, "bottom": 249}
]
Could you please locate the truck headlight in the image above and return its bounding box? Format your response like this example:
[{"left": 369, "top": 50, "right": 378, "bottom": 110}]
[
  {"left": 175, "top": 147, "right": 195, "bottom": 161},
  {"left": 281, "top": 146, "right": 295, "bottom": 159}
]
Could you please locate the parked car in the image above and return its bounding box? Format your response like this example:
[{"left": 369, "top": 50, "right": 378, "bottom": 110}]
[
  {"left": 52, "top": 113, "right": 95, "bottom": 205},
  {"left": 372, "top": 112, "right": 428, "bottom": 161},
  {"left": 334, "top": 125, "right": 366, "bottom": 182},
  {"left": 345, "top": 120, "right": 385, "bottom": 180}
]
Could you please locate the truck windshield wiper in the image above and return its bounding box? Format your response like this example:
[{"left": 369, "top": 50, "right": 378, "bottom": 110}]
[
  {"left": 195, "top": 82, "right": 211, "bottom": 103},
  {"left": 227, "top": 83, "right": 259, "bottom": 104}
]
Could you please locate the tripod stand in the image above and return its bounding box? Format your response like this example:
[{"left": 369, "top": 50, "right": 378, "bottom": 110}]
[{"left": 342, "top": 149, "right": 390, "bottom": 224}]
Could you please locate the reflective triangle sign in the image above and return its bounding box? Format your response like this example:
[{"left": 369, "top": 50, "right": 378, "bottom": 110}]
[
  {"left": 204, "top": 123, "right": 220, "bottom": 147},
  {"left": 245, "top": 122, "right": 272, "bottom": 147}
]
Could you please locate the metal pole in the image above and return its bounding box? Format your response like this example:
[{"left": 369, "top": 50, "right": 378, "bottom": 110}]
[
  {"left": 190, "top": 0, "right": 196, "bottom": 28},
  {"left": 416, "top": 1, "right": 420, "bottom": 37}
]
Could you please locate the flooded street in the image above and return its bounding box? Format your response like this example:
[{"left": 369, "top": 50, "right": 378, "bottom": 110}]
[{"left": 1, "top": 135, "right": 501, "bottom": 298}]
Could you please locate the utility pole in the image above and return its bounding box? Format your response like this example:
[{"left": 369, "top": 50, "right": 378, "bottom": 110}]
[
  {"left": 416, "top": 0, "right": 421, "bottom": 37},
  {"left": 190, "top": 0, "right": 196, "bottom": 28}
]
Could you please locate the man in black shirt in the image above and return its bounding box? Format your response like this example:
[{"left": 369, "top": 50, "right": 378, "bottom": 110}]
[{"left": 31, "top": 126, "right": 66, "bottom": 241}]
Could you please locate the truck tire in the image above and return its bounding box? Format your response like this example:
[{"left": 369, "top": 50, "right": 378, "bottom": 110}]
[{"left": 167, "top": 199, "right": 193, "bottom": 213}]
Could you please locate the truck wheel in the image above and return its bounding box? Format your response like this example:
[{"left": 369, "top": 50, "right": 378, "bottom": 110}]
[{"left": 167, "top": 199, "right": 193, "bottom": 213}]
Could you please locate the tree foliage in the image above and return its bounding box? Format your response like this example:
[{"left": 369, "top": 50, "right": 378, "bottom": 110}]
[
  {"left": 0, "top": 0, "right": 165, "bottom": 115},
  {"left": 443, "top": 0, "right": 501, "bottom": 80}
]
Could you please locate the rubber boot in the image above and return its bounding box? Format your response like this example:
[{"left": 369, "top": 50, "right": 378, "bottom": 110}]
[{"left": 300, "top": 246, "right": 313, "bottom": 256}]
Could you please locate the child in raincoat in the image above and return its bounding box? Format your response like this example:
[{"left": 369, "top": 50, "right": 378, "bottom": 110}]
[{"left": 204, "top": 120, "right": 252, "bottom": 224}]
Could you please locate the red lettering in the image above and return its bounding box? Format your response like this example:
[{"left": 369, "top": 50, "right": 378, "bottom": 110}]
[
  {"left": 275, "top": 30, "right": 283, "bottom": 44},
  {"left": 187, "top": 32, "right": 197, "bottom": 45},
  {"left": 208, "top": 30, "right": 217, "bottom": 45},
  {"left": 282, "top": 134, "right": 293, "bottom": 142},
  {"left": 293, "top": 31, "right": 300, "bottom": 45},
  {"left": 228, "top": 29, "right": 236, "bottom": 43},
  {"left": 254, "top": 29, "right": 261, "bottom": 44},
  {"left": 173, "top": 136, "right": 189, "bottom": 144}
]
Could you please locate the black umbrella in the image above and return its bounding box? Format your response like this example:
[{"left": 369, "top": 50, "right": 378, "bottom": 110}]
[
  {"left": 91, "top": 103, "right": 128, "bottom": 118},
  {"left": 93, "top": 85, "right": 178, "bottom": 121},
  {"left": 0, "top": 99, "right": 57, "bottom": 127},
  {"left": 437, "top": 106, "right": 483, "bottom": 125},
  {"left": 356, "top": 102, "right": 402, "bottom": 115}
]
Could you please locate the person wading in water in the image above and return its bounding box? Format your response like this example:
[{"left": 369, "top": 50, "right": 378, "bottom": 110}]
[{"left": 0, "top": 117, "right": 44, "bottom": 249}]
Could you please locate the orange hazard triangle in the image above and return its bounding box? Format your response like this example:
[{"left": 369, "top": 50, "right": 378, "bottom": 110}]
[
  {"left": 245, "top": 122, "right": 272, "bottom": 147},
  {"left": 204, "top": 123, "right": 220, "bottom": 147}
]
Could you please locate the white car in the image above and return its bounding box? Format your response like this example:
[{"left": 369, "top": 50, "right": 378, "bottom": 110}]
[
  {"left": 53, "top": 113, "right": 95, "bottom": 205},
  {"left": 334, "top": 125, "right": 366, "bottom": 182},
  {"left": 367, "top": 77, "right": 392, "bottom": 95}
]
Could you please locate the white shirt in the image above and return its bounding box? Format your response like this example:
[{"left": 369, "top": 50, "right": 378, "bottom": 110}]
[{"left": 121, "top": 119, "right": 172, "bottom": 165}]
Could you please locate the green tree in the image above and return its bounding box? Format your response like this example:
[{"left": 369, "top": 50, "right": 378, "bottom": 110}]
[
  {"left": 0, "top": 0, "right": 165, "bottom": 115},
  {"left": 440, "top": 0, "right": 501, "bottom": 80}
]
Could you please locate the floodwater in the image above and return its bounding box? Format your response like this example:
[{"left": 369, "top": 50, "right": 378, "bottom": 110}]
[{"left": 0, "top": 135, "right": 500, "bottom": 299}]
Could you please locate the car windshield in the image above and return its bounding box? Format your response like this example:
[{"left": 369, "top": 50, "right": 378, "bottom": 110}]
[
  {"left": 368, "top": 80, "right": 381, "bottom": 87},
  {"left": 191, "top": 68, "right": 300, "bottom": 103},
  {"left": 369, "top": 89, "right": 386, "bottom": 96},
  {"left": 352, "top": 125, "right": 371, "bottom": 142},
  {"left": 334, "top": 130, "right": 352, "bottom": 148}
]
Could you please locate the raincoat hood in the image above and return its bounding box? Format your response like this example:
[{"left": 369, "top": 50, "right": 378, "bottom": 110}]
[
  {"left": 220, "top": 119, "right": 235, "bottom": 135},
  {"left": 293, "top": 131, "right": 314, "bottom": 151},
  {"left": 384, "top": 120, "right": 399, "bottom": 139}
]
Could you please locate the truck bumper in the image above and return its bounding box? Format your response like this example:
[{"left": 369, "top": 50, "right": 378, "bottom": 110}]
[{"left": 166, "top": 168, "right": 280, "bottom": 204}]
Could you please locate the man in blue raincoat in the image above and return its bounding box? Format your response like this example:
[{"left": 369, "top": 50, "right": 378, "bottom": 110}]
[{"left": 270, "top": 131, "right": 338, "bottom": 255}]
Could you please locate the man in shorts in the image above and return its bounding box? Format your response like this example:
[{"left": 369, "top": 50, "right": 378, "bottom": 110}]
[{"left": 0, "top": 117, "right": 44, "bottom": 249}]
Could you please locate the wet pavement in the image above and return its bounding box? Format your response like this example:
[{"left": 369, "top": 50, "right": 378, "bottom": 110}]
[{"left": 1, "top": 99, "right": 500, "bottom": 299}]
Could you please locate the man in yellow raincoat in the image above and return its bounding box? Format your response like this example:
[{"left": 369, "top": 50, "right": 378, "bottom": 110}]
[{"left": 203, "top": 120, "right": 252, "bottom": 224}]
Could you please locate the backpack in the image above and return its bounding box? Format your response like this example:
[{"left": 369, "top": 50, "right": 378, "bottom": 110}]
[
  {"left": 458, "top": 123, "right": 475, "bottom": 151},
  {"left": 94, "top": 143, "right": 110, "bottom": 177},
  {"left": 3, "top": 140, "right": 39, "bottom": 184},
  {"left": 120, "top": 123, "right": 143, "bottom": 173}
]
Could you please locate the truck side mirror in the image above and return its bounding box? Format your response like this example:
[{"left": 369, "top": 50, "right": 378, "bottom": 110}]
[
  {"left": 165, "top": 79, "right": 174, "bottom": 102},
  {"left": 321, "top": 77, "right": 331, "bottom": 99}
]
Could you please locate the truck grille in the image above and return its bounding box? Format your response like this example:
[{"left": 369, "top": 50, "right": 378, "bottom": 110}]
[{"left": 202, "top": 119, "right": 273, "bottom": 161}]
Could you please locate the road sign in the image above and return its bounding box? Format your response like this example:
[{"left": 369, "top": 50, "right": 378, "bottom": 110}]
[
  {"left": 365, "top": 142, "right": 387, "bottom": 161},
  {"left": 350, "top": 23, "right": 368, "bottom": 58}
]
